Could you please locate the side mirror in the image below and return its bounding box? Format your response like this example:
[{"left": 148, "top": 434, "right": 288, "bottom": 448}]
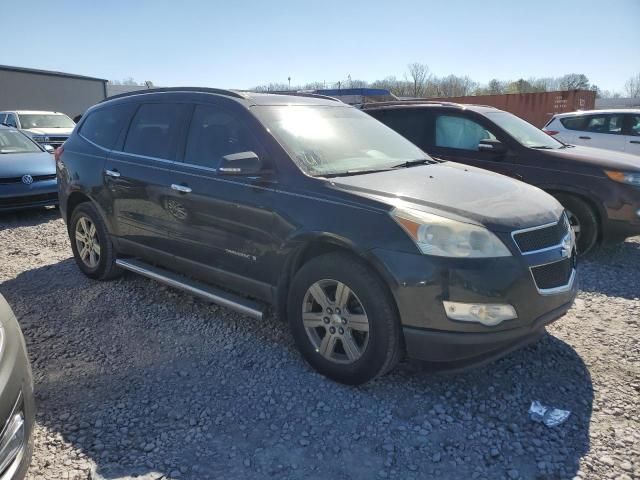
[
  {"left": 218, "top": 151, "right": 262, "bottom": 176},
  {"left": 43, "top": 145, "right": 55, "bottom": 153},
  {"left": 478, "top": 139, "right": 507, "bottom": 154}
]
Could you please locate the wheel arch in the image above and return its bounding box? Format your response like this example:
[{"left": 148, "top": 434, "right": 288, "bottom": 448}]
[
  {"left": 542, "top": 185, "right": 604, "bottom": 239},
  {"left": 275, "top": 233, "right": 398, "bottom": 322}
]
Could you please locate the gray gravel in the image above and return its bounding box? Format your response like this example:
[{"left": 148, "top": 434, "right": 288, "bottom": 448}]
[{"left": 0, "top": 208, "right": 638, "bottom": 480}]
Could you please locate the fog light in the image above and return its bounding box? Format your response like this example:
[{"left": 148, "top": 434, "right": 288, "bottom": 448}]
[
  {"left": 0, "top": 411, "right": 25, "bottom": 473},
  {"left": 443, "top": 301, "right": 517, "bottom": 326},
  {"left": 636, "top": 209, "right": 640, "bottom": 218}
]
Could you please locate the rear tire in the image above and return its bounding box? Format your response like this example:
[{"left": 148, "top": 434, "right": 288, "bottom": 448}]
[
  {"left": 288, "top": 252, "right": 402, "bottom": 385},
  {"left": 69, "top": 202, "right": 122, "bottom": 280},
  {"left": 554, "top": 194, "right": 598, "bottom": 255}
]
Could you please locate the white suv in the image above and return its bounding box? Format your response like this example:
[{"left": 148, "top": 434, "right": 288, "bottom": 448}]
[
  {"left": 0, "top": 110, "right": 75, "bottom": 151},
  {"left": 543, "top": 109, "right": 640, "bottom": 156}
]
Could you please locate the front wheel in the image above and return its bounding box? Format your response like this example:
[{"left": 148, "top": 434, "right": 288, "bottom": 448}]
[
  {"left": 554, "top": 194, "right": 598, "bottom": 255},
  {"left": 288, "top": 253, "right": 402, "bottom": 385}
]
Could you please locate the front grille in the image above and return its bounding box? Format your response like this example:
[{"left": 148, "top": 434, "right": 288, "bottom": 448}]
[
  {"left": 34, "top": 136, "right": 68, "bottom": 149},
  {"left": 0, "top": 192, "right": 58, "bottom": 208},
  {"left": 531, "top": 256, "right": 575, "bottom": 290},
  {"left": 0, "top": 174, "right": 56, "bottom": 185},
  {"left": 513, "top": 216, "right": 570, "bottom": 253}
]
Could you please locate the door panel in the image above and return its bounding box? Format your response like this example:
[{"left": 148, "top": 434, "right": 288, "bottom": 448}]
[
  {"left": 572, "top": 114, "right": 626, "bottom": 152},
  {"left": 103, "top": 102, "right": 191, "bottom": 254},
  {"left": 167, "top": 102, "right": 278, "bottom": 287},
  {"left": 625, "top": 114, "right": 640, "bottom": 156}
]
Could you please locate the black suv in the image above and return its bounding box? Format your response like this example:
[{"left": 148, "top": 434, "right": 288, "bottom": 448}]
[
  {"left": 363, "top": 102, "right": 640, "bottom": 254},
  {"left": 57, "top": 88, "right": 577, "bottom": 384}
]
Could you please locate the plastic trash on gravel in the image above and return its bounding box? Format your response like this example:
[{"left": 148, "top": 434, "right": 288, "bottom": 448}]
[{"left": 529, "top": 401, "right": 571, "bottom": 427}]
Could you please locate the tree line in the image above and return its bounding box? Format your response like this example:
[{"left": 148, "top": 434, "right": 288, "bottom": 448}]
[{"left": 252, "top": 64, "right": 640, "bottom": 99}]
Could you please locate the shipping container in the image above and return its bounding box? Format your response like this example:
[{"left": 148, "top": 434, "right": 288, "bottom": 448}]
[{"left": 427, "top": 90, "right": 596, "bottom": 127}]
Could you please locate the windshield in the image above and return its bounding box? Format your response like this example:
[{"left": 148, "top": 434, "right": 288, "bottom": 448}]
[
  {"left": 18, "top": 113, "right": 75, "bottom": 129},
  {"left": 485, "top": 111, "right": 564, "bottom": 149},
  {"left": 252, "top": 105, "right": 432, "bottom": 176},
  {"left": 0, "top": 129, "right": 42, "bottom": 154}
]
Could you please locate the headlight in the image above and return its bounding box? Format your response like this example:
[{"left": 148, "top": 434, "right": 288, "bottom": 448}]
[
  {"left": 391, "top": 207, "right": 511, "bottom": 258},
  {"left": 605, "top": 170, "right": 640, "bottom": 187}
]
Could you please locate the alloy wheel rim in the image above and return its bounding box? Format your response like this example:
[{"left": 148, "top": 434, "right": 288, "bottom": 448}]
[
  {"left": 566, "top": 210, "right": 581, "bottom": 241},
  {"left": 302, "top": 279, "right": 370, "bottom": 364},
  {"left": 75, "top": 216, "right": 101, "bottom": 268}
]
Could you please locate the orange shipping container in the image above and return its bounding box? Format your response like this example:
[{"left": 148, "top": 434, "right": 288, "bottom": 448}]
[{"left": 427, "top": 90, "right": 596, "bottom": 128}]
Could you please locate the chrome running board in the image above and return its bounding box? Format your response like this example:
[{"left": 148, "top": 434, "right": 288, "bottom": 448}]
[{"left": 115, "top": 258, "right": 265, "bottom": 320}]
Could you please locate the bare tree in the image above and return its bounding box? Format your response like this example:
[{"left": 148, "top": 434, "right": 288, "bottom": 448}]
[
  {"left": 624, "top": 73, "right": 640, "bottom": 97},
  {"left": 406, "top": 63, "right": 429, "bottom": 97},
  {"left": 558, "top": 73, "right": 590, "bottom": 90}
]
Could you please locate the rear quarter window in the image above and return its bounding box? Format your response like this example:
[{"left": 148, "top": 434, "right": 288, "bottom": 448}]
[{"left": 80, "top": 104, "right": 134, "bottom": 149}]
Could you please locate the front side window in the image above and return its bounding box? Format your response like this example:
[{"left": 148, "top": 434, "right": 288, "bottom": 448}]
[
  {"left": 80, "top": 104, "right": 133, "bottom": 149},
  {"left": 629, "top": 115, "right": 640, "bottom": 136},
  {"left": 0, "top": 129, "right": 42, "bottom": 154},
  {"left": 435, "top": 115, "right": 496, "bottom": 151},
  {"left": 123, "top": 103, "right": 187, "bottom": 160},
  {"left": 18, "top": 113, "right": 75, "bottom": 129},
  {"left": 252, "top": 105, "right": 430, "bottom": 176},
  {"left": 584, "top": 114, "right": 624, "bottom": 134},
  {"left": 185, "top": 105, "right": 264, "bottom": 169},
  {"left": 485, "top": 111, "right": 563, "bottom": 149}
]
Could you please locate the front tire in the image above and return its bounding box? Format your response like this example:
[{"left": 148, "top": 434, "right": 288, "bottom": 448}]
[
  {"left": 69, "top": 202, "right": 122, "bottom": 280},
  {"left": 288, "top": 253, "right": 402, "bottom": 385},
  {"left": 554, "top": 194, "right": 598, "bottom": 254}
]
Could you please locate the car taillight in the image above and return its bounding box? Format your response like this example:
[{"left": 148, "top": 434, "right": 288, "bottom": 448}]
[
  {"left": 543, "top": 129, "right": 559, "bottom": 136},
  {"left": 54, "top": 145, "right": 64, "bottom": 162}
]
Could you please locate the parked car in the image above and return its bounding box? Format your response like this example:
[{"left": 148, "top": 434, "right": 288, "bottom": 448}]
[
  {"left": 0, "top": 110, "right": 75, "bottom": 151},
  {"left": 0, "top": 294, "right": 35, "bottom": 479},
  {"left": 0, "top": 126, "right": 58, "bottom": 211},
  {"left": 543, "top": 109, "right": 640, "bottom": 155},
  {"left": 57, "top": 88, "right": 577, "bottom": 384},
  {"left": 364, "top": 102, "right": 640, "bottom": 254}
]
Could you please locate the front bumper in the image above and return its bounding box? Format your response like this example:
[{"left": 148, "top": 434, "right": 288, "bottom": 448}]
[
  {"left": 0, "top": 180, "right": 58, "bottom": 212},
  {"left": 372, "top": 245, "right": 578, "bottom": 366},
  {"left": 0, "top": 297, "right": 34, "bottom": 480}
]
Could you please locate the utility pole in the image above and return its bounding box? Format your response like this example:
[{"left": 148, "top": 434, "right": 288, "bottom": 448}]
[{"left": 288, "top": 76, "right": 291, "bottom": 90}]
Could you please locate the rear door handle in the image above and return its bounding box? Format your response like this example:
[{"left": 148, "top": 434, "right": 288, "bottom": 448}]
[
  {"left": 171, "top": 184, "right": 192, "bottom": 193},
  {"left": 630, "top": 140, "right": 640, "bottom": 144},
  {"left": 105, "top": 169, "right": 121, "bottom": 178},
  {"left": 578, "top": 136, "right": 591, "bottom": 140}
]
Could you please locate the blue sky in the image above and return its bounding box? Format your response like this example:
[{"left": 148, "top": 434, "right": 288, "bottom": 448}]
[{"left": 3, "top": 0, "right": 639, "bottom": 92}]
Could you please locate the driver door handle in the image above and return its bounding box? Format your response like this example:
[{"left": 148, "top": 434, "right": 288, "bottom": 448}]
[
  {"left": 105, "top": 169, "right": 121, "bottom": 178},
  {"left": 630, "top": 140, "right": 640, "bottom": 144},
  {"left": 171, "top": 184, "right": 192, "bottom": 193},
  {"left": 578, "top": 136, "right": 591, "bottom": 140}
]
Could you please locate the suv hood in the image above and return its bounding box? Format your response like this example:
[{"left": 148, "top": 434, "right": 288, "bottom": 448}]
[
  {"left": 328, "top": 162, "right": 563, "bottom": 232},
  {"left": 0, "top": 151, "right": 56, "bottom": 177},
  {"left": 542, "top": 145, "right": 640, "bottom": 170},
  {"left": 23, "top": 127, "right": 73, "bottom": 136}
]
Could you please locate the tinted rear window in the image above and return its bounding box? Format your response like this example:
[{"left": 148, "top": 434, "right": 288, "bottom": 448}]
[
  {"left": 80, "top": 104, "right": 133, "bottom": 149},
  {"left": 123, "top": 103, "right": 189, "bottom": 160},
  {"left": 559, "top": 116, "right": 587, "bottom": 130}
]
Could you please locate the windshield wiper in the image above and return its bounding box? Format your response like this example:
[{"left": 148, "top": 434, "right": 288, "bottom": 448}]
[
  {"left": 321, "top": 168, "right": 395, "bottom": 178},
  {"left": 391, "top": 158, "right": 433, "bottom": 168},
  {"left": 529, "top": 145, "right": 555, "bottom": 150}
]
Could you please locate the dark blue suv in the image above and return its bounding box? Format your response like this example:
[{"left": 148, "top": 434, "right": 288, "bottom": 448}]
[{"left": 56, "top": 88, "right": 577, "bottom": 384}]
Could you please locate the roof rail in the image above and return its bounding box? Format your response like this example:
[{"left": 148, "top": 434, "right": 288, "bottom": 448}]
[
  {"left": 360, "top": 100, "right": 463, "bottom": 109},
  {"left": 101, "top": 87, "right": 247, "bottom": 103},
  {"left": 264, "top": 91, "right": 342, "bottom": 102}
]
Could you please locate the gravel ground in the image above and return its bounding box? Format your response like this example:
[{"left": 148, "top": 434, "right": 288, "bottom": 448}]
[{"left": 0, "top": 208, "right": 638, "bottom": 480}]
